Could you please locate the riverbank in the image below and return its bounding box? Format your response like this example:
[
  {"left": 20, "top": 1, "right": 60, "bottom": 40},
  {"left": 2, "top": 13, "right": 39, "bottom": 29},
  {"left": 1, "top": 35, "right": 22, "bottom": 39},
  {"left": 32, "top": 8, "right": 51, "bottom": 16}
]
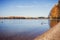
[{"left": 34, "top": 22, "right": 60, "bottom": 40}]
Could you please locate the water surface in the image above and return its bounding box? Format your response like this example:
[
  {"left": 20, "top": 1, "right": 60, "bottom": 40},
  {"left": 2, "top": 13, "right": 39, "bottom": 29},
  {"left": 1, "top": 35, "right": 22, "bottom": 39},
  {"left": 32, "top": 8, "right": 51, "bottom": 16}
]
[{"left": 0, "top": 19, "right": 50, "bottom": 40}]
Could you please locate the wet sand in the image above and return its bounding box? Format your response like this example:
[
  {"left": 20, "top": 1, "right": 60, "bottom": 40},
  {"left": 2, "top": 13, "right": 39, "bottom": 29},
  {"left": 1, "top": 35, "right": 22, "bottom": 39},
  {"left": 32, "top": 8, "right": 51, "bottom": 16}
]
[{"left": 34, "top": 22, "right": 60, "bottom": 40}]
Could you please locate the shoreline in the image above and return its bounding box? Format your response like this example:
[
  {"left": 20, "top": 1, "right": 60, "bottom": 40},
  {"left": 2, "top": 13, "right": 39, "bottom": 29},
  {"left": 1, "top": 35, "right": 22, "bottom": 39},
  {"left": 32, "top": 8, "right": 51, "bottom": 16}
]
[{"left": 34, "top": 22, "right": 60, "bottom": 40}]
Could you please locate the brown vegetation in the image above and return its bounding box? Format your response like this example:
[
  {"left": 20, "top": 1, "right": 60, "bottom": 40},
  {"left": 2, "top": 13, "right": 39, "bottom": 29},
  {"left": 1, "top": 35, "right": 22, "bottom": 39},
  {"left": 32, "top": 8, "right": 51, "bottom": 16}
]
[{"left": 49, "top": 0, "right": 60, "bottom": 27}]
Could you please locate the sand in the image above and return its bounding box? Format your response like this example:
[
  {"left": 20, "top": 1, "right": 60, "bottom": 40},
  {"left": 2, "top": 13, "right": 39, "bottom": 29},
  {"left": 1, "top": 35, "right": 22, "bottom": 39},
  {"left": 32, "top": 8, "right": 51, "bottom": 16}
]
[{"left": 34, "top": 22, "right": 60, "bottom": 40}]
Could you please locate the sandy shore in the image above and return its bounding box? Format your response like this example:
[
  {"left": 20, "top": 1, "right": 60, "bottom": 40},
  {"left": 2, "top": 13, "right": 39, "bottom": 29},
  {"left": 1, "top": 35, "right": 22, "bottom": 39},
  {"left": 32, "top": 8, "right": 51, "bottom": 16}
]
[{"left": 34, "top": 22, "right": 60, "bottom": 40}]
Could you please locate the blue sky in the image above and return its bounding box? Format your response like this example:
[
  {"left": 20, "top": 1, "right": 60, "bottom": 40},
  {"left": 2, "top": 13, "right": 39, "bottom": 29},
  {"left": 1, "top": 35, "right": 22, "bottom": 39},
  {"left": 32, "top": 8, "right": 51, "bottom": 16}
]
[{"left": 0, "top": 0, "right": 58, "bottom": 17}]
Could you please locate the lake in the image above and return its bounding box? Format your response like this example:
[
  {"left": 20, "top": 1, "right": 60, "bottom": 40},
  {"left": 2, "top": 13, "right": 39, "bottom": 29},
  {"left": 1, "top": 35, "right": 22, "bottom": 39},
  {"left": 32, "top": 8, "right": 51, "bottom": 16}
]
[{"left": 0, "top": 19, "right": 50, "bottom": 40}]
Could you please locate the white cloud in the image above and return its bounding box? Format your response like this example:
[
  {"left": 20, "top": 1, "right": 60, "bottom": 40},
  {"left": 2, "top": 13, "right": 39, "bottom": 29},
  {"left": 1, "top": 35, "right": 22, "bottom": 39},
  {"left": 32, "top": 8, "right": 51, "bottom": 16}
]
[{"left": 16, "top": 5, "right": 35, "bottom": 8}]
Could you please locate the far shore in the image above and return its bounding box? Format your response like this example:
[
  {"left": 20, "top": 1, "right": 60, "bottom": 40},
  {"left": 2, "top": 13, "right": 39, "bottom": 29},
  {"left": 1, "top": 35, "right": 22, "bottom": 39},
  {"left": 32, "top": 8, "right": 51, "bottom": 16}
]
[{"left": 0, "top": 16, "right": 48, "bottom": 19}]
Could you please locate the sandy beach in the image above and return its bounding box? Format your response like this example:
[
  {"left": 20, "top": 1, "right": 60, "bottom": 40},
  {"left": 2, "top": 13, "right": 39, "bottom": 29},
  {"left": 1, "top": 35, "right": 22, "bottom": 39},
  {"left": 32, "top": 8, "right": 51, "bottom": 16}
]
[{"left": 34, "top": 22, "right": 60, "bottom": 40}]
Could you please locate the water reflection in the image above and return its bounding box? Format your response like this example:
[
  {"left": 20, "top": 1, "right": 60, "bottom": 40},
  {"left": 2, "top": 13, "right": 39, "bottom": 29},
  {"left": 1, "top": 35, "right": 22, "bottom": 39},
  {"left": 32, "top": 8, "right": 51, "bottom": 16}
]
[{"left": 50, "top": 19, "right": 60, "bottom": 27}]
